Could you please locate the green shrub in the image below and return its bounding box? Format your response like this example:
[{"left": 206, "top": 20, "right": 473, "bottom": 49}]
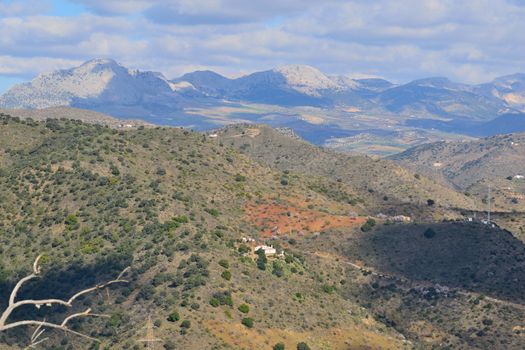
[
  {"left": 238, "top": 304, "right": 250, "bottom": 314},
  {"left": 322, "top": 284, "right": 336, "bottom": 294},
  {"left": 297, "top": 342, "right": 311, "bottom": 350},
  {"left": 361, "top": 218, "right": 376, "bottom": 232},
  {"left": 167, "top": 311, "right": 180, "bottom": 322},
  {"left": 272, "top": 261, "right": 284, "bottom": 277},
  {"left": 180, "top": 320, "right": 191, "bottom": 329},
  {"left": 238, "top": 244, "right": 250, "bottom": 254},
  {"left": 218, "top": 259, "right": 230, "bottom": 269},
  {"left": 221, "top": 270, "right": 232, "bottom": 281},
  {"left": 209, "top": 298, "right": 220, "bottom": 307},
  {"left": 235, "top": 174, "right": 246, "bottom": 182},
  {"left": 241, "top": 317, "right": 254, "bottom": 328},
  {"left": 273, "top": 343, "right": 285, "bottom": 350},
  {"left": 205, "top": 208, "right": 220, "bottom": 217}
]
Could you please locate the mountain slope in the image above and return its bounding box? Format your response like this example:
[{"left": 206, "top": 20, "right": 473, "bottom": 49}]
[
  {"left": 378, "top": 77, "right": 508, "bottom": 121},
  {"left": 0, "top": 114, "right": 412, "bottom": 349},
  {"left": 2, "top": 114, "right": 525, "bottom": 349},
  {"left": 390, "top": 133, "right": 525, "bottom": 218},
  {"left": 476, "top": 73, "right": 525, "bottom": 111},
  {"left": 0, "top": 59, "right": 185, "bottom": 120},
  {"left": 216, "top": 124, "right": 478, "bottom": 214}
]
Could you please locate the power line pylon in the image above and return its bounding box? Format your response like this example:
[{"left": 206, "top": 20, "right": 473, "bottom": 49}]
[{"left": 138, "top": 315, "right": 163, "bottom": 350}]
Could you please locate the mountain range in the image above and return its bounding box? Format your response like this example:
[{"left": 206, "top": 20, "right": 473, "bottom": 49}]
[{"left": 2, "top": 58, "right": 525, "bottom": 153}]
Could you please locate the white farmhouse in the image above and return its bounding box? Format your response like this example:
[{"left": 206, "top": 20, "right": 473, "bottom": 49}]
[{"left": 254, "top": 245, "right": 277, "bottom": 256}]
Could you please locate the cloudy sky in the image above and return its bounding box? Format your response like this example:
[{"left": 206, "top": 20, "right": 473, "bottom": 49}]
[{"left": 1, "top": 0, "right": 525, "bottom": 93}]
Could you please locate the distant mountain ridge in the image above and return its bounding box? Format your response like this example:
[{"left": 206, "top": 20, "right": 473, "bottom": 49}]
[{"left": 2, "top": 58, "right": 525, "bottom": 142}]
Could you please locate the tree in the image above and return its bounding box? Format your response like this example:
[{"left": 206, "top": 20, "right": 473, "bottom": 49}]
[
  {"left": 0, "top": 255, "right": 129, "bottom": 346},
  {"left": 167, "top": 311, "right": 180, "bottom": 322},
  {"left": 241, "top": 317, "right": 254, "bottom": 328},
  {"left": 273, "top": 343, "right": 285, "bottom": 350},
  {"left": 360, "top": 218, "right": 376, "bottom": 232},
  {"left": 297, "top": 342, "right": 311, "bottom": 350},
  {"left": 424, "top": 228, "right": 436, "bottom": 239},
  {"left": 256, "top": 249, "right": 267, "bottom": 271}
]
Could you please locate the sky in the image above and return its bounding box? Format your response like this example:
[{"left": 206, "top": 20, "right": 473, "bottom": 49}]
[{"left": 1, "top": 0, "right": 525, "bottom": 93}]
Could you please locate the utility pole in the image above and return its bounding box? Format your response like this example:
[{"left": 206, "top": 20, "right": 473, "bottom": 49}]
[
  {"left": 487, "top": 184, "right": 491, "bottom": 224},
  {"left": 138, "top": 316, "right": 162, "bottom": 350}
]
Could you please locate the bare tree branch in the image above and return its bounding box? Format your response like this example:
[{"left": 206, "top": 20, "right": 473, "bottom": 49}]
[{"left": 0, "top": 255, "right": 130, "bottom": 344}]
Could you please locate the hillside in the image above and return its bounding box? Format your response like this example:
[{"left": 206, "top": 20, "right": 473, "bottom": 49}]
[
  {"left": 297, "top": 222, "right": 525, "bottom": 350},
  {"left": 216, "top": 124, "right": 478, "bottom": 217},
  {"left": 0, "top": 115, "right": 412, "bottom": 349},
  {"left": 0, "top": 107, "right": 151, "bottom": 128},
  {"left": 2, "top": 115, "right": 525, "bottom": 349},
  {"left": 390, "top": 133, "right": 525, "bottom": 211}
]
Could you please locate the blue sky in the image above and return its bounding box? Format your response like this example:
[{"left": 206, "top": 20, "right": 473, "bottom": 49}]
[{"left": 1, "top": 0, "right": 525, "bottom": 93}]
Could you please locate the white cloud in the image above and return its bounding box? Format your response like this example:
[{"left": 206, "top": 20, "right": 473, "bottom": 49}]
[{"left": 1, "top": 0, "right": 525, "bottom": 86}]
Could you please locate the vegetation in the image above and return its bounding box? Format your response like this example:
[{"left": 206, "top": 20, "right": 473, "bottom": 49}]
[
  {"left": 241, "top": 317, "right": 254, "bottom": 328},
  {"left": 0, "top": 117, "right": 522, "bottom": 349},
  {"left": 237, "top": 304, "right": 250, "bottom": 314}
]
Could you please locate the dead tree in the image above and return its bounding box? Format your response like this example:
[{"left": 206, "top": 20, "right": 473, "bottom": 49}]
[{"left": 0, "top": 255, "right": 130, "bottom": 343}]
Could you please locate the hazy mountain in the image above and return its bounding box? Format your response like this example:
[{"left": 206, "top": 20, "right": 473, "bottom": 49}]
[
  {"left": 3, "top": 58, "right": 525, "bottom": 146},
  {"left": 172, "top": 64, "right": 352, "bottom": 106},
  {"left": 0, "top": 58, "right": 183, "bottom": 117},
  {"left": 378, "top": 77, "right": 508, "bottom": 120},
  {"left": 476, "top": 73, "right": 525, "bottom": 111}
]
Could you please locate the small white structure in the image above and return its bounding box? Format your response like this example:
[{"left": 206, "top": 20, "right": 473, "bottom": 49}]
[
  {"left": 433, "top": 162, "right": 443, "bottom": 168},
  {"left": 241, "top": 237, "right": 256, "bottom": 243},
  {"left": 514, "top": 175, "right": 525, "bottom": 180},
  {"left": 391, "top": 215, "right": 412, "bottom": 223},
  {"left": 208, "top": 133, "right": 218, "bottom": 138},
  {"left": 254, "top": 245, "right": 276, "bottom": 256}
]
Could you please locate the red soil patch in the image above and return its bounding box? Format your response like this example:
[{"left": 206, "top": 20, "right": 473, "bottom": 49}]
[{"left": 245, "top": 202, "right": 365, "bottom": 237}]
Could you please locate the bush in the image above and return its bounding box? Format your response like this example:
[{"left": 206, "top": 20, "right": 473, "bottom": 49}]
[
  {"left": 238, "top": 304, "right": 250, "bottom": 314},
  {"left": 256, "top": 248, "right": 267, "bottom": 270},
  {"left": 241, "top": 317, "right": 254, "bottom": 328},
  {"left": 180, "top": 320, "right": 191, "bottom": 329},
  {"left": 235, "top": 174, "right": 246, "bottom": 182},
  {"left": 209, "top": 298, "right": 220, "bottom": 307},
  {"left": 211, "top": 291, "right": 233, "bottom": 307},
  {"left": 221, "top": 270, "right": 232, "bottom": 281},
  {"left": 164, "top": 340, "right": 176, "bottom": 350},
  {"left": 272, "top": 261, "right": 284, "bottom": 277},
  {"left": 360, "top": 218, "right": 376, "bottom": 232},
  {"left": 205, "top": 208, "right": 220, "bottom": 217},
  {"left": 273, "top": 343, "right": 285, "bottom": 350},
  {"left": 427, "top": 199, "right": 435, "bottom": 206},
  {"left": 238, "top": 244, "right": 250, "bottom": 254},
  {"left": 322, "top": 284, "right": 336, "bottom": 294},
  {"left": 423, "top": 228, "right": 436, "bottom": 239},
  {"left": 297, "top": 342, "right": 311, "bottom": 350},
  {"left": 167, "top": 311, "right": 180, "bottom": 322},
  {"left": 218, "top": 259, "right": 230, "bottom": 269}
]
